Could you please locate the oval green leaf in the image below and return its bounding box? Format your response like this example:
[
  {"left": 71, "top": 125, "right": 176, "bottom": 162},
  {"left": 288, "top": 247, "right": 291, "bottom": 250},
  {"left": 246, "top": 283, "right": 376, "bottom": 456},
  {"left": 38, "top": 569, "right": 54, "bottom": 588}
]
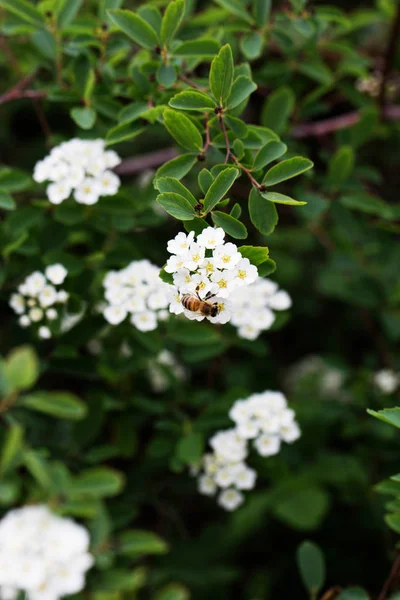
[
  {"left": 263, "top": 157, "right": 313, "bottom": 186},
  {"left": 212, "top": 211, "right": 247, "bottom": 239}
]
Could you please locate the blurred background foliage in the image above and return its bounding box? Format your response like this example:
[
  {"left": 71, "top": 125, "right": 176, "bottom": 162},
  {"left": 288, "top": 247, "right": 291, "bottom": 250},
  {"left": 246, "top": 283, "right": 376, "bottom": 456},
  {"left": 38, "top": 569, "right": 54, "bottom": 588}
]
[{"left": 1, "top": 0, "right": 400, "bottom": 598}]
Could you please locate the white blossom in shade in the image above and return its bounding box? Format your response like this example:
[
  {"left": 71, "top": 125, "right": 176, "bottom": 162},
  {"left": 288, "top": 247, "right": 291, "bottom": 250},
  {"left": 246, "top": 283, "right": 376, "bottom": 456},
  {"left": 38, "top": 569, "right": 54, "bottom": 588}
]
[
  {"left": 230, "top": 277, "right": 291, "bottom": 340},
  {"left": 233, "top": 463, "right": 257, "bottom": 490},
  {"left": 218, "top": 488, "right": 244, "bottom": 511},
  {"left": 0, "top": 505, "right": 93, "bottom": 600},
  {"left": 374, "top": 369, "right": 399, "bottom": 394},
  {"left": 10, "top": 267, "right": 69, "bottom": 338},
  {"left": 102, "top": 259, "right": 171, "bottom": 332},
  {"left": 38, "top": 326, "right": 51, "bottom": 340},
  {"left": 254, "top": 434, "right": 281, "bottom": 457},
  {"left": 196, "top": 226, "right": 225, "bottom": 249},
  {"left": 9, "top": 294, "right": 25, "bottom": 315},
  {"left": 45, "top": 264, "right": 68, "bottom": 285},
  {"left": 166, "top": 228, "right": 258, "bottom": 326},
  {"left": 147, "top": 350, "right": 186, "bottom": 393},
  {"left": 46, "top": 181, "right": 72, "bottom": 205},
  {"left": 209, "top": 429, "right": 248, "bottom": 463},
  {"left": 34, "top": 139, "right": 121, "bottom": 205},
  {"left": 198, "top": 475, "right": 217, "bottom": 496}
]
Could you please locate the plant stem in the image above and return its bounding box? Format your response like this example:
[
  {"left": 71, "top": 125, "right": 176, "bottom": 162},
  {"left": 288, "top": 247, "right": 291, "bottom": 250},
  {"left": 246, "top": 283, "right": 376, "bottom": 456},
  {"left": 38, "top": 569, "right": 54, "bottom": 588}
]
[
  {"left": 379, "top": 3, "right": 400, "bottom": 113},
  {"left": 377, "top": 552, "right": 400, "bottom": 600}
]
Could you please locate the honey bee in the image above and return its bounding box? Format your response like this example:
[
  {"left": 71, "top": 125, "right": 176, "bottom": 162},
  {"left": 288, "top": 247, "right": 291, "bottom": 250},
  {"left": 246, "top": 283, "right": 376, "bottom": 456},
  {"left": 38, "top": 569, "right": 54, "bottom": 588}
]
[{"left": 181, "top": 287, "right": 220, "bottom": 317}]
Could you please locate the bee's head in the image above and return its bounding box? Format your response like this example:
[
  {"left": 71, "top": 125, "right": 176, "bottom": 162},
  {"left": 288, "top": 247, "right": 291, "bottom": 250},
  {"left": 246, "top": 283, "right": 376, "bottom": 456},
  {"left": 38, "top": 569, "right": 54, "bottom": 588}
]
[{"left": 210, "top": 304, "right": 219, "bottom": 317}]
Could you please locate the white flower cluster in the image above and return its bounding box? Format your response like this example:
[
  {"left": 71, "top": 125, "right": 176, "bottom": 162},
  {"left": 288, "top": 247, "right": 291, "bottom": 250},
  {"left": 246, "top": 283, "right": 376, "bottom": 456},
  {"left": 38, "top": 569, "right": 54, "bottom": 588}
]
[
  {"left": 147, "top": 350, "right": 186, "bottom": 392},
  {"left": 9, "top": 264, "right": 69, "bottom": 339},
  {"left": 0, "top": 505, "right": 93, "bottom": 600},
  {"left": 33, "top": 138, "right": 121, "bottom": 205},
  {"left": 166, "top": 227, "right": 258, "bottom": 324},
  {"left": 102, "top": 259, "right": 171, "bottom": 331},
  {"left": 195, "top": 391, "right": 300, "bottom": 511},
  {"left": 374, "top": 369, "right": 400, "bottom": 395},
  {"left": 230, "top": 278, "right": 291, "bottom": 340}
]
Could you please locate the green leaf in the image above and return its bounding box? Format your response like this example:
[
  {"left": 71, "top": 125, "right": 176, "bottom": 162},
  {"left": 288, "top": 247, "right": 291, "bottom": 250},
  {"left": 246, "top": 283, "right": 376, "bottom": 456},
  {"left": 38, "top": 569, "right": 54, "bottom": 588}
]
[
  {"left": 97, "top": 567, "right": 147, "bottom": 592},
  {"left": 0, "top": 167, "right": 31, "bottom": 192},
  {"left": 230, "top": 202, "right": 241, "bottom": 218},
  {"left": 108, "top": 9, "right": 159, "bottom": 49},
  {"left": 83, "top": 69, "right": 96, "bottom": 104},
  {"left": 240, "top": 32, "right": 263, "bottom": 59},
  {"left": 57, "top": 0, "right": 83, "bottom": 27},
  {"left": 340, "top": 192, "right": 393, "bottom": 219},
  {"left": 157, "top": 64, "right": 177, "bottom": 87},
  {"left": 21, "top": 392, "right": 87, "bottom": 420},
  {"left": 138, "top": 5, "right": 162, "bottom": 35},
  {"left": 385, "top": 513, "right": 400, "bottom": 534},
  {"left": 24, "top": 450, "right": 53, "bottom": 489},
  {"left": 272, "top": 486, "right": 330, "bottom": 530},
  {"left": 263, "top": 157, "right": 313, "bottom": 186},
  {"left": 253, "top": 0, "right": 271, "bottom": 24},
  {"left": 249, "top": 187, "right": 279, "bottom": 235},
  {"left": 5, "top": 346, "right": 39, "bottom": 391},
  {"left": 155, "top": 177, "right": 197, "bottom": 205},
  {"left": 106, "top": 122, "right": 145, "bottom": 145},
  {"left": 254, "top": 141, "right": 287, "bottom": 171},
  {"left": 296, "top": 541, "right": 326, "bottom": 596},
  {"left": 258, "top": 258, "right": 276, "bottom": 276},
  {"left": 0, "top": 423, "right": 24, "bottom": 476},
  {"left": 31, "top": 30, "right": 57, "bottom": 59},
  {"left": 209, "top": 43, "right": 234, "bottom": 107},
  {"left": 367, "top": 408, "right": 400, "bottom": 429},
  {"left": 169, "top": 91, "right": 216, "bottom": 111},
  {"left": 157, "top": 192, "right": 196, "bottom": 220},
  {"left": 336, "top": 588, "right": 370, "bottom": 600},
  {"left": 54, "top": 202, "right": 86, "bottom": 225},
  {"left": 176, "top": 432, "right": 204, "bottom": 465},
  {"left": 70, "top": 467, "right": 125, "bottom": 497},
  {"left": 327, "top": 146, "right": 354, "bottom": 187},
  {"left": 261, "top": 86, "right": 295, "bottom": 134},
  {"left": 298, "top": 61, "right": 334, "bottom": 86},
  {"left": 160, "top": 0, "right": 185, "bottom": 47},
  {"left": 159, "top": 267, "right": 174, "bottom": 285},
  {"left": 228, "top": 76, "right": 257, "bottom": 109},
  {"left": 118, "top": 102, "right": 149, "bottom": 124},
  {"left": 163, "top": 109, "right": 203, "bottom": 151},
  {"left": 168, "top": 319, "right": 221, "bottom": 345},
  {"left": 174, "top": 38, "right": 220, "bottom": 57},
  {"left": 70, "top": 106, "right": 96, "bottom": 130},
  {"left": 0, "top": 192, "right": 15, "bottom": 211},
  {"left": 238, "top": 245, "right": 269, "bottom": 266},
  {"left": 0, "top": 0, "right": 44, "bottom": 26},
  {"left": 212, "top": 211, "right": 247, "bottom": 239},
  {"left": 155, "top": 154, "right": 196, "bottom": 180},
  {"left": 155, "top": 584, "right": 190, "bottom": 600},
  {"left": 224, "top": 115, "right": 248, "bottom": 138},
  {"left": 198, "top": 169, "right": 214, "bottom": 195},
  {"left": 119, "top": 529, "right": 169, "bottom": 556},
  {"left": 261, "top": 191, "right": 307, "bottom": 206},
  {"left": 213, "top": 0, "right": 255, "bottom": 24},
  {"left": 203, "top": 167, "right": 238, "bottom": 213}
]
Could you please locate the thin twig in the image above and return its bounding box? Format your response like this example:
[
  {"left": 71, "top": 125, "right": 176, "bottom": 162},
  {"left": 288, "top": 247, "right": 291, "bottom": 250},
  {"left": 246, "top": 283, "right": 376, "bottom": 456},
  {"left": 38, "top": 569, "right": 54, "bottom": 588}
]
[
  {"left": 219, "top": 115, "right": 230, "bottom": 163},
  {"left": 178, "top": 73, "right": 206, "bottom": 91},
  {"left": 115, "top": 147, "right": 179, "bottom": 175},
  {"left": 379, "top": 3, "right": 400, "bottom": 113},
  {"left": 377, "top": 553, "right": 400, "bottom": 600},
  {"left": 32, "top": 98, "right": 52, "bottom": 145}
]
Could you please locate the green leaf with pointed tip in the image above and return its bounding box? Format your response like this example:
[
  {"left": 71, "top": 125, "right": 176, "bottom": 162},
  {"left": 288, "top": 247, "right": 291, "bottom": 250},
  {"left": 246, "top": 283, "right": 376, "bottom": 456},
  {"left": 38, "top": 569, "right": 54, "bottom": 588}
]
[
  {"left": 213, "top": 0, "right": 255, "bottom": 24},
  {"left": 157, "top": 64, "right": 177, "bottom": 87},
  {"left": 224, "top": 115, "right": 248, "bottom": 138},
  {"left": 83, "top": 69, "right": 96, "bottom": 104},
  {"left": 261, "top": 191, "right": 307, "bottom": 206},
  {"left": 336, "top": 588, "right": 369, "bottom": 600},
  {"left": 160, "top": 0, "right": 185, "bottom": 47},
  {"left": 230, "top": 203, "right": 241, "bottom": 219},
  {"left": 258, "top": 258, "right": 276, "bottom": 276},
  {"left": 0, "top": 423, "right": 23, "bottom": 476},
  {"left": 0, "top": 192, "right": 15, "bottom": 211},
  {"left": 0, "top": 0, "right": 44, "bottom": 26},
  {"left": 174, "top": 38, "right": 220, "bottom": 57},
  {"left": 106, "top": 122, "right": 145, "bottom": 145},
  {"left": 163, "top": 109, "right": 203, "bottom": 151},
  {"left": 254, "top": 141, "right": 287, "bottom": 171},
  {"left": 57, "top": 0, "right": 83, "bottom": 27},
  {"left": 340, "top": 192, "right": 393, "bottom": 219},
  {"left": 169, "top": 91, "right": 216, "bottom": 111},
  {"left": 240, "top": 31, "right": 263, "bottom": 59},
  {"left": 5, "top": 346, "right": 39, "bottom": 391},
  {"left": 253, "top": 0, "right": 271, "bottom": 24},
  {"left": 155, "top": 178, "right": 197, "bottom": 205},
  {"left": 108, "top": 9, "right": 159, "bottom": 49},
  {"left": 70, "top": 106, "right": 96, "bottom": 130},
  {"left": 21, "top": 391, "right": 87, "bottom": 420},
  {"left": 296, "top": 541, "right": 326, "bottom": 596},
  {"left": 198, "top": 169, "right": 214, "bottom": 195},
  {"left": 328, "top": 145, "right": 354, "bottom": 187},
  {"left": 157, "top": 192, "right": 196, "bottom": 220},
  {"left": 119, "top": 529, "right": 169, "bottom": 556},
  {"left": 118, "top": 102, "right": 148, "bottom": 124},
  {"left": 159, "top": 267, "right": 174, "bottom": 285},
  {"left": 209, "top": 44, "right": 234, "bottom": 107},
  {"left": 203, "top": 167, "right": 238, "bottom": 213},
  {"left": 228, "top": 76, "right": 257, "bottom": 109},
  {"left": 249, "top": 187, "right": 278, "bottom": 235},
  {"left": 263, "top": 157, "right": 313, "bottom": 186},
  {"left": 238, "top": 245, "right": 269, "bottom": 266},
  {"left": 155, "top": 154, "right": 197, "bottom": 180},
  {"left": 176, "top": 432, "right": 204, "bottom": 465},
  {"left": 211, "top": 211, "right": 247, "bottom": 239},
  {"left": 367, "top": 408, "right": 400, "bottom": 429},
  {"left": 261, "top": 86, "right": 295, "bottom": 134},
  {"left": 0, "top": 167, "right": 31, "bottom": 192},
  {"left": 70, "top": 467, "right": 125, "bottom": 497}
]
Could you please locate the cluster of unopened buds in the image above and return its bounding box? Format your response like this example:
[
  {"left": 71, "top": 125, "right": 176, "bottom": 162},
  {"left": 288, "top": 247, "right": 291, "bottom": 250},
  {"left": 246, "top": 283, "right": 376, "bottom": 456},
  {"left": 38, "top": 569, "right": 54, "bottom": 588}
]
[
  {"left": 193, "top": 390, "right": 301, "bottom": 511},
  {"left": 33, "top": 138, "right": 121, "bottom": 205},
  {"left": 102, "top": 259, "right": 171, "bottom": 332},
  {"left": 166, "top": 227, "right": 258, "bottom": 324},
  {"left": 0, "top": 505, "right": 93, "bottom": 600},
  {"left": 230, "top": 278, "right": 291, "bottom": 340},
  {"left": 9, "top": 264, "right": 69, "bottom": 339}
]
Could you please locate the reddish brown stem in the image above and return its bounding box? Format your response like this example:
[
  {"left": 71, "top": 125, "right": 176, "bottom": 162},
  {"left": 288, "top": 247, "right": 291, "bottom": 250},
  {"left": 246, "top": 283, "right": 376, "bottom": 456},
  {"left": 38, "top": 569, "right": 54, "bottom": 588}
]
[
  {"left": 115, "top": 147, "right": 179, "bottom": 175},
  {"left": 379, "top": 3, "right": 400, "bottom": 112},
  {"left": 377, "top": 553, "right": 400, "bottom": 600}
]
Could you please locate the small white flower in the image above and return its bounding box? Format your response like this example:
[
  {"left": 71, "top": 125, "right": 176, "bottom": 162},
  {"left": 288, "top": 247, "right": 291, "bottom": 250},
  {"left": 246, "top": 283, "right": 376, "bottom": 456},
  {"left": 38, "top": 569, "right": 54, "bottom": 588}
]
[
  {"left": 218, "top": 488, "right": 244, "bottom": 511},
  {"left": 254, "top": 434, "right": 281, "bottom": 457},
  {"left": 196, "top": 226, "right": 225, "bottom": 249},
  {"left": 104, "top": 149, "right": 121, "bottom": 168},
  {"left": 38, "top": 326, "right": 51, "bottom": 339},
  {"left": 103, "top": 305, "right": 127, "bottom": 325},
  {"left": 183, "top": 243, "right": 206, "bottom": 271},
  {"left": 25, "top": 272, "right": 46, "bottom": 296},
  {"left": 165, "top": 254, "right": 188, "bottom": 273},
  {"left": 169, "top": 293, "right": 184, "bottom": 315},
  {"left": 47, "top": 180, "right": 72, "bottom": 204},
  {"left": 267, "top": 290, "right": 292, "bottom": 311},
  {"left": 45, "top": 264, "right": 68, "bottom": 285},
  {"left": 234, "top": 258, "right": 258, "bottom": 286},
  {"left": 213, "top": 243, "right": 242, "bottom": 270},
  {"left": 233, "top": 464, "right": 257, "bottom": 490},
  {"left": 208, "top": 298, "right": 231, "bottom": 325},
  {"left": 57, "top": 290, "right": 69, "bottom": 303},
  {"left": 210, "top": 270, "right": 238, "bottom": 299},
  {"left": 374, "top": 369, "right": 399, "bottom": 394},
  {"left": 131, "top": 311, "right": 158, "bottom": 332},
  {"left": 46, "top": 308, "right": 58, "bottom": 320},
  {"left": 74, "top": 178, "right": 100, "bottom": 205},
  {"left": 198, "top": 475, "right": 217, "bottom": 496},
  {"left": 29, "top": 307, "right": 43, "bottom": 322},
  {"left": 9, "top": 294, "right": 25, "bottom": 315},
  {"left": 38, "top": 285, "right": 58, "bottom": 308},
  {"left": 280, "top": 422, "right": 301, "bottom": 443},
  {"left": 214, "top": 465, "right": 236, "bottom": 488},
  {"left": 167, "top": 231, "right": 195, "bottom": 255},
  {"left": 19, "top": 315, "right": 31, "bottom": 327},
  {"left": 96, "top": 170, "right": 120, "bottom": 196}
]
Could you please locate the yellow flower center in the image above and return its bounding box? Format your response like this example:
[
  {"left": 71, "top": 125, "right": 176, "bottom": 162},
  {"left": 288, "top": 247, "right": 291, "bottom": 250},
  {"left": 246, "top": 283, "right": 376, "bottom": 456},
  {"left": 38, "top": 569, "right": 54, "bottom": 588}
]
[
  {"left": 238, "top": 269, "right": 247, "bottom": 279},
  {"left": 218, "top": 279, "right": 227, "bottom": 288},
  {"left": 198, "top": 281, "right": 206, "bottom": 290},
  {"left": 192, "top": 253, "right": 200, "bottom": 262},
  {"left": 222, "top": 255, "right": 230, "bottom": 263},
  {"left": 204, "top": 262, "right": 214, "bottom": 273},
  {"left": 84, "top": 187, "right": 91, "bottom": 194}
]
